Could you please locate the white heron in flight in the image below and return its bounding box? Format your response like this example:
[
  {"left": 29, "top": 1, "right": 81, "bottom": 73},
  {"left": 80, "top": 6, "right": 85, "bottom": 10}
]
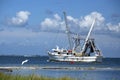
[{"left": 21, "top": 59, "right": 29, "bottom": 65}]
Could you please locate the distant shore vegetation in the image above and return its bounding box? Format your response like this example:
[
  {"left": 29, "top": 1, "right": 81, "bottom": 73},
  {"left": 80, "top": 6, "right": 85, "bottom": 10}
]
[{"left": 0, "top": 72, "right": 75, "bottom": 80}]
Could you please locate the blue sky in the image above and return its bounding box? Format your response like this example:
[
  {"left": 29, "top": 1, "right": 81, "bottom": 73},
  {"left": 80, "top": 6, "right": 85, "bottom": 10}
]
[{"left": 0, "top": 0, "right": 120, "bottom": 57}]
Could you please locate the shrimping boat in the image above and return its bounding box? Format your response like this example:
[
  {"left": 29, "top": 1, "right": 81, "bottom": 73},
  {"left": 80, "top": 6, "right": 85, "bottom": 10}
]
[{"left": 48, "top": 12, "right": 103, "bottom": 62}]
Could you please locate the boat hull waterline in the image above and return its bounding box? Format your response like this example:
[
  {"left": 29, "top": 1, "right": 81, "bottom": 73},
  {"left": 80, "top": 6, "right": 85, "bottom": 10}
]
[{"left": 48, "top": 52, "right": 102, "bottom": 62}]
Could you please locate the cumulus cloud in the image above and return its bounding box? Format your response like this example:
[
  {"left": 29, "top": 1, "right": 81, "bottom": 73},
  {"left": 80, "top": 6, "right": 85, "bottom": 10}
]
[
  {"left": 107, "top": 23, "right": 120, "bottom": 32},
  {"left": 40, "top": 14, "right": 80, "bottom": 32},
  {"left": 79, "top": 12, "right": 105, "bottom": 28},
  {"left": 40, "top": 14, "right": 66, "bottom": 31},
  {"left": 8, "top": 11, "right": 31, "bottom": 26},
  {"left": 40, "top": 11, "right": 120, "bottom": 34}
]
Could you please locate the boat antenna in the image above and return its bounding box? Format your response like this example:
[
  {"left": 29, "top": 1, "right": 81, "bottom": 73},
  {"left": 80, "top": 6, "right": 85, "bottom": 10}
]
[
  {"left": 63, "top": 12, "right": 72, "bottom": 50},
  {"left": 81, "top": 18, "right": 96, "bottom": 54}
]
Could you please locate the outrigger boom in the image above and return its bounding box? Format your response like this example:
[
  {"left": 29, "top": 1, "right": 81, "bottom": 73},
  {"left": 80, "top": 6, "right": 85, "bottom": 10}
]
[
  {"left": 63, "top": 12, "right": 72, "bottom": 50},
  {"left": 81, "top": 18, "right": 96, "bottom": 55}
]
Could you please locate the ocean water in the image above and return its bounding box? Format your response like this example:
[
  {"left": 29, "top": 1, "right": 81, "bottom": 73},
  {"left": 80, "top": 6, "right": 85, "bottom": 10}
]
[{"left": 0, "top": 55, "right": 120, "bottom": 80}]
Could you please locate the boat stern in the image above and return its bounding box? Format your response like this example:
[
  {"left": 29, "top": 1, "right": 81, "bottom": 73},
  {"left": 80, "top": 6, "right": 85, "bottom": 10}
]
[{"left": 96, "top": 56, "right": 103, "bottom": 62}]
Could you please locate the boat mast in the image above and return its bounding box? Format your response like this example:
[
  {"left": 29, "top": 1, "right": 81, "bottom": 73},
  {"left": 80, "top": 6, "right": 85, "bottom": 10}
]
[
  {"left": 63, "top": 12, "right": 72, "bottom": 50},
  {"left": 81, "top": 19, "right": 96, "bottom": 54}
]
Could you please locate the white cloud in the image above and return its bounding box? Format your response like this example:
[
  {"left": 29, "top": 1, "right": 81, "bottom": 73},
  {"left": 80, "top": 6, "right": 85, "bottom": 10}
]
[
  {"left": 40, "top": 14, "right": 80, "bottom": 32},
  {"left": 40, "top": 14, "right": 65, "bottom": 31},
  {"left": 107, "top": 23, "right": 120, "bottom": 32},
  {"left": 54, "top": 14, "right": 61, "bottom": 20},
  {"left": 67, "top": 16, "right": 79, "bottom": 26},
  {"left": 8, "top": 11, "right": 31, "bottom": 26},
  {"left": 40, "top": 12, "right": 120, "bottom": 34},
  {"left": 79, "top": 12, "right": 105, "bottom": 29}
]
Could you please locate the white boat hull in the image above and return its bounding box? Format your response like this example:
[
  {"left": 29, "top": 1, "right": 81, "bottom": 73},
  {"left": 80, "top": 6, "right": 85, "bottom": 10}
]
[{"left": 48, "top": 52, "right": 102, "bottom": 62}]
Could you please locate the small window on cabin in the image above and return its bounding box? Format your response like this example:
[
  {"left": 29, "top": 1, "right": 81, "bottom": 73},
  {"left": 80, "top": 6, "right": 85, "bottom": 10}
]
[{"left": 54, "top": 51, "right": 58, "bottom": 52}]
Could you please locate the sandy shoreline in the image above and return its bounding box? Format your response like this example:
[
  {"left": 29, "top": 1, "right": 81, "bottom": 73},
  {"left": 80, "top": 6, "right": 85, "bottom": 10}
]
[{"left": 0, "top": 66, "right": 120, "bottom": 72}]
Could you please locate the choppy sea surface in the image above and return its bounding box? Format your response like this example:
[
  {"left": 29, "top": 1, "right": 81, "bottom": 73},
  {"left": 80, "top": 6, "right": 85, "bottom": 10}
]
[{"left": 0, "top": 55, "right": 120, "bottom": 80}]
